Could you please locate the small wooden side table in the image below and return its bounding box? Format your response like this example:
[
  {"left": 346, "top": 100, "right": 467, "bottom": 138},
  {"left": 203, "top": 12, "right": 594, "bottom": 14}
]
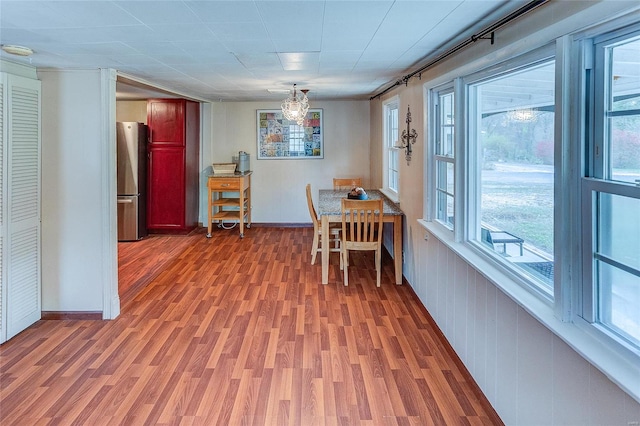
[{"left": 207, "top": 172, "right": 252, "bottom": 238}]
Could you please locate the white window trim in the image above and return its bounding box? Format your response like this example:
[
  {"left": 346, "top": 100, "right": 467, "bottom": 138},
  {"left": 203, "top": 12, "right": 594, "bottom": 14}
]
[
  {"left": 465, "top": 47, "right": 556, "bottom": 300},
  {"left": 579, "top": 22, "right": 640, "bottom": 350},
  {"left": 382, "top": 96, "right": 399, "bottom": 202},
  {"left": 378, "top": 187, "right": 398, "bottom": 203},
  {"left": 419, "top": 20, "right": 640, "bottom": 403},
  {"left": 428, "top": 82, "right": 461, "bottom": 236},
  {"left": 581, "top": 179, "right": 640, "bottom": 321}
]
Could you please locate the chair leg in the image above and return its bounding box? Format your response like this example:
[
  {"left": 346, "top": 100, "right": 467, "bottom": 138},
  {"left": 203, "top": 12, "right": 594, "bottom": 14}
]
[
  {"left": 375, "top": 249, "right": 381, "bottom": 287},
  {"left": 343, "top": 249, "right": 349, "bottom": 286},
  {"left": 311, "top": 231, "right": 319, "bottom": 265}
]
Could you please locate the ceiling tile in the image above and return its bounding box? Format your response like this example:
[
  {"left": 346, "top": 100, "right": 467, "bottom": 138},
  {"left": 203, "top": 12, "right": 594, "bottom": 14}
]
[
  {"left": 0, "top": 0, "right": 552, "bottom": 101},
  {"left": 146, "top": 24, "right": 217, "bottom": 43},
  {"left": 185, "top": 1, "right": 263, "bottom": 23},
  {"left": 272, "top": 38, "right": 322, "bottom": 54},
  {"left": 115, "top": 1, "right": 201, "bottom": 25},
  {"left": 255, "top": 1, "right": 326, "bottom": 30},
  {"left": 0, "top": 2, "right": 76, "bottom": 29},
  {"left": 52, "top": 2, "right": 141, "bottom": 28}
]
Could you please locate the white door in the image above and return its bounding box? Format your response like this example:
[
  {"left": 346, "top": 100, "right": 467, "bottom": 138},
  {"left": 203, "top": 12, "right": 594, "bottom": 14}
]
[
  {"left": 3, "top": 73, "right": 41, "bottom": 341},
  {"left": 0, "top": 74, "right": 6, "bottom": 343}
]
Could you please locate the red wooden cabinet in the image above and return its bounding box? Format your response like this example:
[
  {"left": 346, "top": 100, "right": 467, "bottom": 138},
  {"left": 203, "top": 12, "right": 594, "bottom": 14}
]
[
  {"left": 147, "top": 99, "right": 200, "bottom": 233},
  {"left": 148, "top": 101, "right": 185, "bottom": 145}
]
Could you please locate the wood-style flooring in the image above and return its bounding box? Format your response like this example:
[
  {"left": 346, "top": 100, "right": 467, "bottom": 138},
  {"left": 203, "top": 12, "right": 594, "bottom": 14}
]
[{"left": 0, "top": 226, "right": 502, "bottom": 425}]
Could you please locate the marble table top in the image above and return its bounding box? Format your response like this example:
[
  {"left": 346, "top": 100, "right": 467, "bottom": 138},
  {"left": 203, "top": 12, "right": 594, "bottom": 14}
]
[{"left": 317, "top": 189, "right": 403, "bottom": 216}]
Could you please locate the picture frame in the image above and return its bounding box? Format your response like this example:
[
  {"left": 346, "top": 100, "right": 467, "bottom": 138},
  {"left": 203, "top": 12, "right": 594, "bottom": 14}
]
[{"left": 256, "top": 109, "right": 323, "bottom": 159}]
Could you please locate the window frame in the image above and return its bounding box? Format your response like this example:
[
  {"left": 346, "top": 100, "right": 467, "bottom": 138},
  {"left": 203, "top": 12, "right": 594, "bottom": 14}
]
[
  {"left": 581, "top": 25, "right": 640, "bottom": 350},
  {"left": 429, "top": 84, "right": 456, "bottom": 232},
  {"left": 419, "top": 16, "right": 640, "bottom": 402},
  {"left": 287, "top": 123, "right": 305, "bottom": 155},
  {"left": 464, "top": 47, "right": 557, "bottom": 300},
  {"left": 382, "top": 96, "right": 400, "bottom": 200}
]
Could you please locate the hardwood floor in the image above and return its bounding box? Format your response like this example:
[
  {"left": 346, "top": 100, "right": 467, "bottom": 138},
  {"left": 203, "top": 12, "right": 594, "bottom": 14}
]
[
  {"left": 118, "top": 231, "right": 201, "bottom": 302},
  {"left": 0, "top": 227, "right": 502, "bottom": 425}
]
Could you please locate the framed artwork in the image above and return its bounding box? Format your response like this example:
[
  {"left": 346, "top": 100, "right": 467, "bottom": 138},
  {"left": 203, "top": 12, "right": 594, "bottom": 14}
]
[{"left": 257, "top": 109, "right": 323, "bottom": 159}]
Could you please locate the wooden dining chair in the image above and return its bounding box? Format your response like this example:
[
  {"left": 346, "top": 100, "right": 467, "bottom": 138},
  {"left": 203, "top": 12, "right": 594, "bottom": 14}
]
[
  {"left": 340, "top": 198, "right": 384, "bottom": 287},
  {"left": 306, "top": 184, "right": 342, "bottom": 266},
  {"left": 333, "top": 177, "right": 362, "bottom": 191}
]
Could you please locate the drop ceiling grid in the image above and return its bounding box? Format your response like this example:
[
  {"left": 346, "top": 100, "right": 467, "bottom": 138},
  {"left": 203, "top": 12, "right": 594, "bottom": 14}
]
[{"left": 0, "top": 0, "right": 530, "bottom": 101}]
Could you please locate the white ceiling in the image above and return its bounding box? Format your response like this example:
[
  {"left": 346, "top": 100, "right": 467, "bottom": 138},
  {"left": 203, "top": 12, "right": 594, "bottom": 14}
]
[{"left": 0, "top": 0, "right": 529, "bottom": 101}]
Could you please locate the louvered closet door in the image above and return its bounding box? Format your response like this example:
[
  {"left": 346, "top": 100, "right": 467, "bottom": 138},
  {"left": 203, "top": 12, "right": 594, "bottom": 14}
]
[
  {"left": 0, "top": 75, "right": 6, "bottom": 343},
  {"left": 6, "top": 74, "right": 41, "bottom": 340}
]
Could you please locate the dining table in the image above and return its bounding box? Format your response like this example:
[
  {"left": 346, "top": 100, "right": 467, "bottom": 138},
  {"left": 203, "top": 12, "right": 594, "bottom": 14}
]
[{"left": 317, "top": 189, "right": 404, "bottom": 285}]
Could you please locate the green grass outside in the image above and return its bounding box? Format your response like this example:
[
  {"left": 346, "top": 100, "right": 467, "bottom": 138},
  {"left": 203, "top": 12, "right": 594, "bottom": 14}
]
[{"left": 481, "top": 182, "right": 554, "bottom": 255}]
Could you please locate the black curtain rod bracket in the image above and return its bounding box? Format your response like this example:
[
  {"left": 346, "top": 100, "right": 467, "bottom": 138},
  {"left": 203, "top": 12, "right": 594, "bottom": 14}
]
[{"left": 472, "top": 31, "right": 495, "bottom": 44}]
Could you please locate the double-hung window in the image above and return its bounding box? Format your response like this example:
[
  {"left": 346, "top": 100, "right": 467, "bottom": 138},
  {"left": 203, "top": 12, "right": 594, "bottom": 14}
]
[
  {"left": 288, "top": 123, "right": 305, "bottom": 156},
  {"left": 427, "top": 54, "right": 556, "bottom": 294},
  {"left": 468, "top": 58, "right": 556, "bottom": 295},
  {"left": 383, "top": 98, "right": 399, "bottom": 196},
  {"left": 583, "top": 29, "right": 640, "bottom": 348},
  {"left": 433, "top": 87, "right": 455, "bottom": 229},
  {"left": 422, "top": 15, "right": 640, "bottom": 401}
]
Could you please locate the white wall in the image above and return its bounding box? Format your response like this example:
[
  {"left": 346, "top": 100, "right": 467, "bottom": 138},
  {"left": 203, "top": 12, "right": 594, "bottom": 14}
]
[
  {"left": 40, "top": 69, "right": 105, "bottom": 311},
  {"left": 369, "top": 1, "right": 640, "bottom": 424},
  {"left": 419, "top": 238, "right": 640, "bottom": 425},
  {"left": 116, "top": 100, "right": 146, "bottom": 123},
  {"left": 199, "top": 102, "right": 213, "bottom": 225},
  {"left": 203, "top": 101, "right": 370, "bottom": 225}
]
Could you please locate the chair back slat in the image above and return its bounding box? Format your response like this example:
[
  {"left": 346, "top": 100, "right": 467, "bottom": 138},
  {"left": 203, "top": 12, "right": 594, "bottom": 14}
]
[
  {"left": 333, "top": 177, "right": 363, "bottom": 191},
  {"left": 340, "top": 197, "right": 384, "bottom": 287},
  {"left": 341, "top": 198, "right": 383, "bottom": 246},
  {"left": 366, "top": 209, "right": 376, "bottom": 241},
  {"left": 306, "top": 184, "right": 319, "bottom": 228}
]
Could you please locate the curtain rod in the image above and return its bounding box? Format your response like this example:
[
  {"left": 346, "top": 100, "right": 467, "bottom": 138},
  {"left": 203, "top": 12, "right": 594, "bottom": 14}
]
[{"left": 370, "top": 0, "right": 550, "bottom": 100}]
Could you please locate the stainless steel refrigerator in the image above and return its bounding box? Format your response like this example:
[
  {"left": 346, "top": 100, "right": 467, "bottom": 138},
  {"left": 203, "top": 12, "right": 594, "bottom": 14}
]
[{"left": 117, "top": 122, "right": 148, "bottom": 241}]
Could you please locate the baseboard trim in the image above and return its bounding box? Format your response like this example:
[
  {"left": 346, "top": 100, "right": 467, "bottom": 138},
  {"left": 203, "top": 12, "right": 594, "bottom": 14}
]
[
  {"left": 41, "top": 311, "right": 103, "bottom": 320},
  {"left": 195, "top": 223, "right": 313, "bottom": 231},
  {"left": 148, "top": 225, "right": 198, "bottom": 235}
]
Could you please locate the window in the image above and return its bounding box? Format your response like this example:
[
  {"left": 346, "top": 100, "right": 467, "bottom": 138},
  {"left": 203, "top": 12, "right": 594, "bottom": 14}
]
[
  {"left": 468, "top": 60, "right": 556, "bottom": 294},
  {"left": 288, "top": 123, "right": 305, "bottom": 155},
  {"left": 383, "top": 98, "right": 399, "bottom": 195},
  {"left": 433, "top": 87, "right": 455, "bottom": 229},
  {"left": 420, "top": 15, "right": 640, "bottom": 402},
  {"left": 584, "top": 31, "right": 640, "bottom": 348}
]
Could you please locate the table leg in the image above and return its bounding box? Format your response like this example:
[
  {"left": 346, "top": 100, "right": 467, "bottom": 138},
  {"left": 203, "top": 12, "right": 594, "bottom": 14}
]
[
  {"left": 393, "top": 215, "right": 403, "bottom": 285},
  {"left": 239, "top": 187, "right": 245, "bottom": 238},
  {"left": 207, "top": 187, "right": 213, "bottom": 238},
  {"left": 246, "top": 175, "right": 252, "bottom": 227},
  {"left": 321, "top": 215, "right": 329, "bottom": 284}
]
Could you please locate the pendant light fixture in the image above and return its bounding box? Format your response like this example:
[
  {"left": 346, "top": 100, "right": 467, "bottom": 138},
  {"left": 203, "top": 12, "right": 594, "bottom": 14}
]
[
  {"left": 507, "top": 107, "right": 539, "bottom": 122},
  {"left": 1, "top": 44, "right": 34, "bottom": 56},
  {"left": 281, "top": 84, "right": 309, "bottom": 125}
]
